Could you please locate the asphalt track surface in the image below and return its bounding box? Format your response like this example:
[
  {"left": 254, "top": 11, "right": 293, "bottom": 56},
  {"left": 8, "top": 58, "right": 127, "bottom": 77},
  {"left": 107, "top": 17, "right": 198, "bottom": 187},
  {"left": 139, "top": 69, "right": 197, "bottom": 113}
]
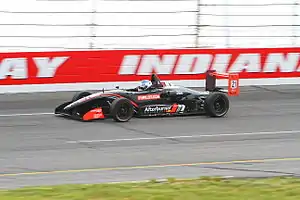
[{"left": 1, "top": 85, "right": 300, "bottom": 189}]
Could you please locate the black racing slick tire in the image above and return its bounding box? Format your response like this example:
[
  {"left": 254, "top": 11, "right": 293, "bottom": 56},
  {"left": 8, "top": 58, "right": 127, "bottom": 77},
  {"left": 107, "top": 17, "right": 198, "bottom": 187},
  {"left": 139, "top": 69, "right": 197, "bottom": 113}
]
[
  {"left": 110, "top": 98, "right": 134, "bottom": 122},
  {"left": 72, "top": 91, "right": 91, "bottom": 102},
  {"left": 204, "top": 92, "right": 229, "bottom": 117}
]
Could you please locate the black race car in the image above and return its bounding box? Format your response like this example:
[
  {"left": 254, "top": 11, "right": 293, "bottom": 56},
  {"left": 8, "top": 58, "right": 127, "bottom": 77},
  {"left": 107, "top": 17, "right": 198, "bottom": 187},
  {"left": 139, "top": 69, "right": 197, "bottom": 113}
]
[{"left": 54, "top": 71, "right": 239, "bottom": 122}]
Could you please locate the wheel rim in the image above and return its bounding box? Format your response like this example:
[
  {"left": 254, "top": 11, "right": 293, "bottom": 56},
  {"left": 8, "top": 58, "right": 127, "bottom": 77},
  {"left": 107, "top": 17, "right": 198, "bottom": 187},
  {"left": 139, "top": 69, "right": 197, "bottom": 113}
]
[
  {"left": 117, "top": 103, "right": 131, "bottom": 120},
  {"left": 213, "top": 96, "right": 227, "bottom": 115}
]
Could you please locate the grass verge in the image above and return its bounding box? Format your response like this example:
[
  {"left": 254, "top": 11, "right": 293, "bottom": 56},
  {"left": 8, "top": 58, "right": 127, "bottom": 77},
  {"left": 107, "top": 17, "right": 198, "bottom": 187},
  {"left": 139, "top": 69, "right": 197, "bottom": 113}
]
[{"left": 1, "top": 176, "right": 300, "bottom": 200}]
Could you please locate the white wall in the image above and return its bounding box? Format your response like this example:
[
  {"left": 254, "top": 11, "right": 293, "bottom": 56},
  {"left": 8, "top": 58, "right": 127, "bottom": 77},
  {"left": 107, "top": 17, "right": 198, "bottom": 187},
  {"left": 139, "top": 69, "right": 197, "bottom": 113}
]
[
  {"left": 0, "top": 0, "right": 299, "bottom": 52},
  {"left": 199, "top": 0, "right": 300, "bottom": 48}
]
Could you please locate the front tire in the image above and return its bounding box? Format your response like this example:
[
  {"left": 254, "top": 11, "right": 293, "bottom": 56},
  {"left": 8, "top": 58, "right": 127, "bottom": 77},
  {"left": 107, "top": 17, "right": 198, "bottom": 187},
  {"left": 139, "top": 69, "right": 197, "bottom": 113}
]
[
  {"left": 204, "top": 92, "right": 229, "bottom": 117},
  {"left": 110, "top": 98, "right": 134, "bottom": 122}
]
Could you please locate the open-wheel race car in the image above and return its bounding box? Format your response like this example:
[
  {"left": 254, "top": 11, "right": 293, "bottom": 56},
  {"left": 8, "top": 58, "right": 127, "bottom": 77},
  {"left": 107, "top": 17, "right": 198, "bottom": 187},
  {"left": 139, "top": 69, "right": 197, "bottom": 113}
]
[{"left": 54, "top": 70, "right": 240, "bottom": 122}]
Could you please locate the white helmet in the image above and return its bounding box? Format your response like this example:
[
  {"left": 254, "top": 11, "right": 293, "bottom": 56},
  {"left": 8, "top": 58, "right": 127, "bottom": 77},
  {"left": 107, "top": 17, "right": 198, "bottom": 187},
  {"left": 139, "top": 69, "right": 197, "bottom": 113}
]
[{"left": 139, "top": 80, "right": 152, "bottom": 90}]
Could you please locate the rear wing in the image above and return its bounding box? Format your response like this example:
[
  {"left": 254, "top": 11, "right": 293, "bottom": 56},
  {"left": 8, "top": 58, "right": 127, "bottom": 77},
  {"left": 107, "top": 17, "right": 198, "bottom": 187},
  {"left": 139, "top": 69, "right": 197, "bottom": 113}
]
[{"left": 205, "top": 70, "right": 240, "bottom": 96}]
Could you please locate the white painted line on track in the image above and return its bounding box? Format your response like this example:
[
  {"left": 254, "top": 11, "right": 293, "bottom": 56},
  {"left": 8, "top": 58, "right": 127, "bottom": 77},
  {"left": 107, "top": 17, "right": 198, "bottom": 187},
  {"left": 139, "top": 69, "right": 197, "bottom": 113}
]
[
  {"left": 66, "top": 130, "right": 300, "bottom": 144},
  {"left": 0, "top": 112, "right": 53, "bottom": 117}
]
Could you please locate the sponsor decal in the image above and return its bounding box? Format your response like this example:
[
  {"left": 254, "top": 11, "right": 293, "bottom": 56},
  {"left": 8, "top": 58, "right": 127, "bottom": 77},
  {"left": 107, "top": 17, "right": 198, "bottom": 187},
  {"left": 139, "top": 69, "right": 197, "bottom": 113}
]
[
  {"left": 144, "top": 104, "right": 185, "bottom": 114},
  {"left": 166, "top": 104, "right": 185, "bottom": 113},
  {"left": 144, "top": 105, "right": 171, "bottom": 113},
  {"left": 83, "top": 107, "right": 104, "bottom": 121},
  {"left": 138, "top": 94, "right": 161, "bottom": 101}
]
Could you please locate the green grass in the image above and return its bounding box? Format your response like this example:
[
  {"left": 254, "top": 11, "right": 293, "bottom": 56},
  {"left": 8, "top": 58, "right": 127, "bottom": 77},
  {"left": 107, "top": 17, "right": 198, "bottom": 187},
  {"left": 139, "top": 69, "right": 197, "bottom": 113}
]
[{"left": 1, "top": 176, "right": 300, "bottom": 200}]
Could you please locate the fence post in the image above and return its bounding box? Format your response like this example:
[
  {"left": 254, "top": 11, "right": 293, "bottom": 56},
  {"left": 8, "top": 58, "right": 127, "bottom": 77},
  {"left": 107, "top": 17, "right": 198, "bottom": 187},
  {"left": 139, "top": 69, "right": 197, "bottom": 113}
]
[
  {"left": 195, "top": 0, "right": 201, "bottom": 47},
  {"left": 89, "top": 0, "right": 97, "bottom": 49},
  {"left": 224, "top": 0, "right": 230, "bottom": 47},
  {"left": 292, "top": 1, "right": 298, "bottom": 46}
]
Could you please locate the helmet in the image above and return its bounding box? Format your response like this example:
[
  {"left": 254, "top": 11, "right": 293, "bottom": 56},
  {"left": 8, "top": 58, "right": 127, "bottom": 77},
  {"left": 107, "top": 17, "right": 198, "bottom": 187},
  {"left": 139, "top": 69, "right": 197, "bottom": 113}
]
[{"left": 139, "top": 80, "right": 152, "bottom": 90}]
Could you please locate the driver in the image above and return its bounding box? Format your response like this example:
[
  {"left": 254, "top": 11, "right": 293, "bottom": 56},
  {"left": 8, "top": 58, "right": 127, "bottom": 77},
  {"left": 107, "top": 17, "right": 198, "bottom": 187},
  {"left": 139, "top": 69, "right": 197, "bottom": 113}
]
[{"left": 138, "top": 80, "right": 152, "bottom": 91}]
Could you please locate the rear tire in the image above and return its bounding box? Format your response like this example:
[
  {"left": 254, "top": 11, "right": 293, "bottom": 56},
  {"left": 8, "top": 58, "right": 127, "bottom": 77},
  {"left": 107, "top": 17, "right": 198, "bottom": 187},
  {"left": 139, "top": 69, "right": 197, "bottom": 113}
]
[
  {"left": 72, "top": 91, "right": 91, "bottom": 102},
  {"left": 204, "top": 92, "right": 229, "bottom": 117},
  {"left": 110, "top": 98, "right": 134, "bottom": 122}
]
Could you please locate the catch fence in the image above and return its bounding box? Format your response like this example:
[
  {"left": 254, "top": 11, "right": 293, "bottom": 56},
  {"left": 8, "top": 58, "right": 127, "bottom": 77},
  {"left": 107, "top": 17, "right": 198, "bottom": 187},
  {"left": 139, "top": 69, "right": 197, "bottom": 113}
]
[{"left": 0, "top": 0, "right": 299, "bottom": 52}]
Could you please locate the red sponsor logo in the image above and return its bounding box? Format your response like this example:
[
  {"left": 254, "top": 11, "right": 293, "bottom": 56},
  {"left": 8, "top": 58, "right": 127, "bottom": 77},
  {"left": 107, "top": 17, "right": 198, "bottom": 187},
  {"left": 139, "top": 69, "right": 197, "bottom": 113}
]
[
  {"left": 83, "top": 108, "right": 105, "bottom": 121},
  {"left": 138, "top": 94, "right": 160, "bottom": 101}
]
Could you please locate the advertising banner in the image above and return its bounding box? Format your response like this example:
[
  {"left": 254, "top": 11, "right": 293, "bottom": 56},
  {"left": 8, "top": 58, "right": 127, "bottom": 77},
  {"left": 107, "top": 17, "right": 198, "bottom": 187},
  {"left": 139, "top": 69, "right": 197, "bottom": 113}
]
[{"left": 0, "top": 47, "right": 299, "bottom": 92}]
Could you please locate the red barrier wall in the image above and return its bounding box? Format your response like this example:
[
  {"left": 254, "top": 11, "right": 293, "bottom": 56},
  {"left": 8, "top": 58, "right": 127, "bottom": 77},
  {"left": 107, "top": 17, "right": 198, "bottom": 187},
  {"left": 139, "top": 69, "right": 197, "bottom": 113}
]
[{"left": 0, "top": 47, "right": 299, "bottom": 92}]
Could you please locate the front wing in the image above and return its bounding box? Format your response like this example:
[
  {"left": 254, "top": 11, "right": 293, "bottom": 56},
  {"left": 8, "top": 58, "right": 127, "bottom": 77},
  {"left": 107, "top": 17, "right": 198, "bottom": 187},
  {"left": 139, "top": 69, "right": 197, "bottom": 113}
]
[{"left": 54, "top": 101, "right": 106, "bottom": 121}]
